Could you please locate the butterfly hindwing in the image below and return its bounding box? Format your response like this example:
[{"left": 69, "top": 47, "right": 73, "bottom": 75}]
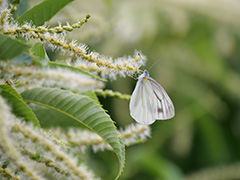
[{"left": 147, "top": 77, "right": 175, "bottom": 119}]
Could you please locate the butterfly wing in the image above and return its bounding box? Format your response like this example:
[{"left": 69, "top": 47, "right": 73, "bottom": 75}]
[
  {"left": 129, "top": 77, "right": 158, "bottom": 124},
  {"left": 147, "top": 77, "right": 175, "bottom": 120}
]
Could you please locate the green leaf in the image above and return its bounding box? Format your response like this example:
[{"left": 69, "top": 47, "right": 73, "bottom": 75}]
[
  {"left": 17, "top": 0, "right": 74, "bottom": 26},
  {"left": 30, "top": 42, "right": 49, "bottom": 65},
  {"left": 30, "top": 90, "right": 101, "bottom": 128},
  {"left": 0, "top": 84, "right": 22, "bottom": 100},
  {"left": 30, "top": 91, "right": 100, "bottom": 128},
  {"left": 80, "top": 90, "right": 101, "bottom": 106},
  {"left": 31, "top": 91, "right": 101, "bottom": 128},
  {"left": 10, "top": 52, "right": 32, "bottom": 64},
  {"left": 31, "top": 105, "right": 85, "bottom": 128},
  {"left": 21, "top": 87, "right": 125, "bottom": 179},
  {"left": 31, "top": 42, "right": 46, "bottom": 59},
  {"left": 0, "top": 33, "right": 30, "bottom": 60},
  {"left": 0, "top": 85, "right": 40, "bottom": 127},
  {"left": 48, "top": 61, "right": 107, "bottom": 82}
]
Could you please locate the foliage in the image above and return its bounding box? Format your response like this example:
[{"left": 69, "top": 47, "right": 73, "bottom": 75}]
[
  {"left": 1, "top": 0, "right": 240, "bottom": 180},
  {"left": 0, "top": 0, "right": 148, "bottom": 179}
]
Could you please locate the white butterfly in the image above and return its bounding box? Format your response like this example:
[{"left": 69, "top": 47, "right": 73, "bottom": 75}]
[{"left": 129, "top": 70, "right": 175, "bottom": 125}]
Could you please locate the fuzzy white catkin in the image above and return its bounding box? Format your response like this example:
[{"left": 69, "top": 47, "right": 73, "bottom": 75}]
[
  {"left": 0, "top": 97, "right": 100, "bottom": 180},
  {"left": 72, "top": 50, "right": 146, "bottom": 80},
  {"left": 49, "top": 123, "right": 151, "bottom": 153},
  {"left": 0, "top": 62, "right": 104, "bottom": 92},
  {"left": 0, "top": 7, "right": 146, "bottom": 79},
  {"left": 0, "top": 97, "right": 45, "bottom": 180}
]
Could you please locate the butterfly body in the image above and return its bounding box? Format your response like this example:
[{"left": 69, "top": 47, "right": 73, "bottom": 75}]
[{"left": 129, "top": 70, "right": 175, "bottom": 125}]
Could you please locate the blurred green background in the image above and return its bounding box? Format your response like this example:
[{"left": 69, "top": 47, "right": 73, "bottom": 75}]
[{"left": 20, "top": 0, "right": 240, "bottom": 179}]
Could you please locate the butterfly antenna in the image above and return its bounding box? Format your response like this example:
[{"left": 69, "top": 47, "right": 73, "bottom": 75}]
[{"left": 148, "top": 60, "right": 160, "bottom": 71}]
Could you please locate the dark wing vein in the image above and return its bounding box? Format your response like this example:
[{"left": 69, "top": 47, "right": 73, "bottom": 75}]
[{"left": 148, "top": 77, "right": 175, "bottom": 120}]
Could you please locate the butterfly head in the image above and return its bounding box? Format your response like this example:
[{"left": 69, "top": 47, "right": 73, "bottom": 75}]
[
  {"left": 143, "top": 70, "right": 149, "bottom": 77},
  {"left": 138, "top": 70, "right": 150, "bottom": 80}
]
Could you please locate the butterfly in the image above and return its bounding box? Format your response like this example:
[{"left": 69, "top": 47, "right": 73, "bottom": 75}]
[{"left": 129, "top": 70, "right": 175, "bottom": 124}]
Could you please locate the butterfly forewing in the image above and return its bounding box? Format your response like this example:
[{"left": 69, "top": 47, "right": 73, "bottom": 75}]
[{"left": 130, "top": 78, "right": 158, "bottom": 124}]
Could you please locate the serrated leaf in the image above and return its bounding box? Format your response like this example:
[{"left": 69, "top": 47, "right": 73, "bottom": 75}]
[
  {"left": 0, "top": 85, "right": 40, "bottom": 127},
  {"left": 30, "top": 91, "right": 100, "bottom": 128},
  {"left": 0, "top": 33, "right": 30, "bottom": 60},
  {"left": 21, "top": 87, "right": 125, "bottom": 179},
  {"left": 48, "top": 61, "right": 107, "bottom": 82},
  {"left": 0, "top": 85, "right": 23, "bottom": 100},
  {"left": 31, "top": 105, "right": 84, "bottom": 128},
  {"left": 17, "top": 0, "right": 74, "bottom": 26},
  {"left": 80, "top": 90, "right": 101, "bottom": 105}
]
